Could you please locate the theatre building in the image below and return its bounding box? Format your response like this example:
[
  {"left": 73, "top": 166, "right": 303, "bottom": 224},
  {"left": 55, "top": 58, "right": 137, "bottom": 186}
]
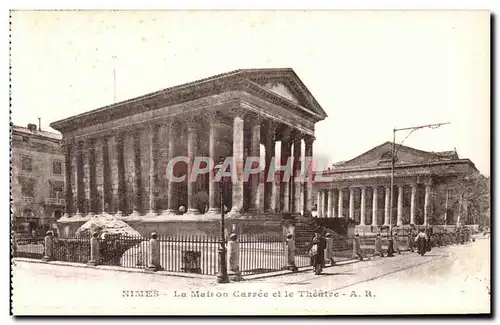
[
  {"left": 50, "top": 68, "right": 327, "bottom": 236},
  {"left": 12, "top": 123, "right": 65, "bottom": 234},
  {"left": 313, "top": 142, "right": 480, "bottom": 233}
]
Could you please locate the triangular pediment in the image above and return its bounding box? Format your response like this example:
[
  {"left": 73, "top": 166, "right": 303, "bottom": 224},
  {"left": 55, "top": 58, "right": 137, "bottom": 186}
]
[
  {"left": 242, "top": 68, "right": 327, "bottom": 119},
  {"left": 262, "top": 82, "right": 300, "bottom": 105},
  {"left": 337, "top": 142, "right": 451, "bottom": 168}
]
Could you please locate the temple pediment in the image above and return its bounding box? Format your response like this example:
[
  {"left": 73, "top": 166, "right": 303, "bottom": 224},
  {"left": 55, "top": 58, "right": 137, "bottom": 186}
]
[
  {"left": 262, "top": 82, "right": 300, "bottom": 105},
  {"left": 336, "top": 142, "right": 458, "bottom": 168}
]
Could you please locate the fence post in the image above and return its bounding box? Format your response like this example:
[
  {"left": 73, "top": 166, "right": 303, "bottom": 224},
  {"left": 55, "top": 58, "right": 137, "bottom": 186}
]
[
  {"left": 227, "top": 233, "right": 243, "bottom": 281},
  {"left": 42, "top": 231, "right": 54, "bottom": 262},
  {"left": 88, "top": 232, "right": 99, "bottom": 266},
  {"left": 148, "top": 232, "right": 162, "bottom": 271},
  {"left": 374, "top": 234, "right": 384, "bottom": 257},
  {"left": 286, "top": 233, "right": 298, "bottom": 272}
]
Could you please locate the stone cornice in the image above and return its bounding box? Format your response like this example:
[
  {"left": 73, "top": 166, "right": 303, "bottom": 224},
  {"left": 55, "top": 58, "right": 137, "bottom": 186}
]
[
  {"left": 315, "top": 159, "right": 476, "bottom": 175},
  {"left": 50, "top": 69, "right": 327, "bottom": 134}
]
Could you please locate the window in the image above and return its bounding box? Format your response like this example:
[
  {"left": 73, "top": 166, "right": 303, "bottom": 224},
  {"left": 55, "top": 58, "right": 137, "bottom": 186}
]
[
  {"left": 22, "top": 182, "right": 34, "bottom": 198},
  {"left": 51, "top": 183, "right": 63, "bottom": 199},
  {"left": 21, "top": 156, "right": 32, "bottom": 171},
  {"left": 53, "top": 160, "right": 62, "bottom": 175}
]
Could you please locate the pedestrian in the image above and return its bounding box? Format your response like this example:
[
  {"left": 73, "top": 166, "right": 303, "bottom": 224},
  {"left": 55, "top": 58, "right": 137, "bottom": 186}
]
[
  {"left": 309, "top": 230, "right": 326, "bottom": 275},
  {"left": 374, "top": 233, "right": 384, "bottom": 257},
  {"left": 352, "top": 234, "right": 364, "bottom": 261},
  {"left": 325, "top": 233, "right": 336, "bottom": 266},
  {"left": 415, "top": 229, "right": 428, "bottom": 256},
  {"left": 286, "top": 233, "right": 298, "bottom": 272},
  {"left": 393, "top": 233, "right": 401, "bottom": 255},
  {"left": 407, "top": 230, "right": 415, "bottom": 252}
]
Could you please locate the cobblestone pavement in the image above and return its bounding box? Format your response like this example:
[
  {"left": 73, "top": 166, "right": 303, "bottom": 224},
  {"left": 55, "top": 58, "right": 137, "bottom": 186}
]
[{"left": 12, "top": 239, "right": 490, "bottom": 315}]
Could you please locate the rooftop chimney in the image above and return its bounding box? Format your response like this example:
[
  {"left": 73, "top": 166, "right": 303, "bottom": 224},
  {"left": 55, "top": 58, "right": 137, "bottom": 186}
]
[{"left": 27, "top": 123, "right": 37, "bottom": 132}]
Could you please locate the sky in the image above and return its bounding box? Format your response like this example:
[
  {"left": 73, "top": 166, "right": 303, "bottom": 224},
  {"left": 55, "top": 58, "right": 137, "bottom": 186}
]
[{"left": 10, "top": 10, "right": 490, "bottom": 176}]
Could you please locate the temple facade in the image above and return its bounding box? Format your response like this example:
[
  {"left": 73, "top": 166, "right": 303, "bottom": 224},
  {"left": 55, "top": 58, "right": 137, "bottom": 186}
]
[
  {"left": 313, "top": 142, "right": 480, "bottom": 233},
  {"left": 50, "top": 68, "right": 327, "bottom": 236}
]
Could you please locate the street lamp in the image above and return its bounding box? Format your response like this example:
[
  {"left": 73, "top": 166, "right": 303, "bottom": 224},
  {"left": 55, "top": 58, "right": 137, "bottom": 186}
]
[
  {"left": 386, "top": 122, "right": 450, "bottom": 257},
  {"left": 215, "top": 158, "right": 229, "bottom": 284}
]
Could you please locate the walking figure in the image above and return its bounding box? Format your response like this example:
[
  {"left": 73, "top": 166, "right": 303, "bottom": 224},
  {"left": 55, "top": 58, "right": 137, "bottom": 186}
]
[
  {"left": 352, "top": 234, "right": 364, "bottom": 261},
  {"left": 374, "top": 233, "right": 384, "bottom": 257},
  {"left": 325, "top": 233, "right": 336, "bottom": 266},
  {"left": 415, "top": 229, "right": 428, "bottom": 256},
  {"left": 407, "top": 230, "right": 416, "bottom": 252},
  {"left": 309, "top": 230, "right": 326, "bottom": 275}
]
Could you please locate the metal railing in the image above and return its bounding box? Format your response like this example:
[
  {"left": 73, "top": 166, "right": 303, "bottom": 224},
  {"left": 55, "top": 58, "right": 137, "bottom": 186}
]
[
  {"left": 44, "top": 197, "right": 66, "bottom": 206},
  {"left": 13, "top": 232, "right": 471, "bottom": 276}
]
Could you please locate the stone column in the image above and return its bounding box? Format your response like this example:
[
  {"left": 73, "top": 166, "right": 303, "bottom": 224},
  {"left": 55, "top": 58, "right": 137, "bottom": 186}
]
[
  {"left": 83, "top": 140, "right": 96, "bottom": 216},
  {"left": 271, "top": 171, "right": 280, "bottom": 213},
  {"left": 206, "top": 119, "right": 220, "bottom": 214},
  {"left": 338, "top": 188, "right": 344, "bottom": 218},
  {"left": 160, "top": 121, "right": 177, "bottom": 215},
  {"left": 303, "top": 135, "right": 314, "bottom": 216},
  {"left": 63, "top": 141, "right": 73, "bottom": 218},
  {"left": 75, "top": 141, "right": 84, "bottom": 217},
  {"left": 397, "top": 185, "right": 403, "bottom": 226},
  {"left": 280, "top": 128, "right": 292, "bottom": 213},
  {"left": 187, "top": 121, "right": 200, "bottom": 215},
  {"left": 292, "top": 135, "right": 302, "bottom": 214},
  {"left": 349, "top": 187, "right": 354, "bottom": 220},
  {"left": 146, "top": 126, "right": 158, "bottom": 217},
  {"left": 360, "top": 186, "right": 366, "bottom": 226},
  {"left": 372, "top": 187, "right": 378, "bottom": 226},
  {"left": 264, "top": 121, "right": 276, "bottom": 212},
  {"left": 410, "top": 183, "right": 417, "bottom": 225},
  {"left": 102, "top": 137, "right": 111, "bottom": 214},
  {"left": 322, "top": 189, "right": 328, "bottom": 218},
  {"left": 116, "top": 134, "right": 126, "bottom": 216},
  {"left": 124, "top": 132, "right": 140, "bottom": 216},
  {"left": 133, "top": 132, "right": 143, "bottom": 215},
  {"left": 249, "top": 119, "right": 262, "bottom": 212},
  {"left": 230, "top": 114, "right": 244, "bottom": 215},
  {"left": 327, "top": 190, "right": 334, "bottom": 218},
  {"left": 317, "top": 191, "right": 323, "bottom": 218},
  {"left": 384, "top": 186, "right": 390, "bottom": 225},
  {"left": 106, "top": 136, "right": 117, "bottom": 214},
  {"left": 95, "top": 138, "right": 105, "bottom": 214},
  {"left": 332, "top": 190, "right": 337, "bottom": 218},
  {"left": 424, "top": 184, "right": 431, "bottom": 225}
]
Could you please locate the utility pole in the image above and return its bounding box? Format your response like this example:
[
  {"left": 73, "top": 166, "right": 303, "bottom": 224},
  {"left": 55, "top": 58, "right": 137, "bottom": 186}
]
[
  {"left": 386, "top": 121, "right": 450, "bottom": 257},
  {"left": 112, "top": 55, "right": 117, "bottom": 103}
]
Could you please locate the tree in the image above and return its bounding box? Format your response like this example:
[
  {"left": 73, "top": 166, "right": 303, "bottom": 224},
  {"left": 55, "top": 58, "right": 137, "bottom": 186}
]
[{"left": 455, "top": 173, "right": 490, "bottom": 227}]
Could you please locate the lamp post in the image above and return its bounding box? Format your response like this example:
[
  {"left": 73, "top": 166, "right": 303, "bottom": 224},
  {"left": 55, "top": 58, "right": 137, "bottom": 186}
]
[
  {"left": 215, "top": 158, "right": 229, "bottom": 284},
  {"left": 387, "top": 122, "right": 450, "bottom": 257}
]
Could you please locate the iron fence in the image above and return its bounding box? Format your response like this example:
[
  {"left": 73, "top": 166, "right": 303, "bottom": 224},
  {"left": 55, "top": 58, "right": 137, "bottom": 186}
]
[
  {"left": 12, "top": 236, "right": 45, "bottom": 259},
  {"left": 13, "top": 232, "right": 454, "bottom": 276}
]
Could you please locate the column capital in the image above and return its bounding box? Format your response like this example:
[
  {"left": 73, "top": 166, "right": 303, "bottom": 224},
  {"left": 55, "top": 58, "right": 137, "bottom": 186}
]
[
  {"left": 206, "top": 111, "right": 225, "bottom": 124},
  {"left": 185, "top": 115, "right": 204, "bottom": 129},
  {"left": 280, "top": 126, "right": 293, "bottom": 143},
  {"left": 304, "top": 134, "right": 315, "bottom": 146}
]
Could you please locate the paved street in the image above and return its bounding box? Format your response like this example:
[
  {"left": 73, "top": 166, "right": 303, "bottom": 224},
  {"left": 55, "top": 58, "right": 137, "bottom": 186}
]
[{"left": 12, "top": 238, "right": 490, "bottom": 315}]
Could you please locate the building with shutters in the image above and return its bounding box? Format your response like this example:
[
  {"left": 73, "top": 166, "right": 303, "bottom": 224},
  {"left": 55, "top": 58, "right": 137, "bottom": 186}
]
[{"left": 11, "top": 123, "right": 65, "bottom": 234}]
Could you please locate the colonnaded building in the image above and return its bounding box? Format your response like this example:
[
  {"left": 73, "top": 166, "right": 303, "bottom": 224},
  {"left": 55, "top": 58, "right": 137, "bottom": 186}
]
[
  {"left": 50, "top": 68, "right": 327, "bottom": 237},
  {"left": 312, "top": 142, "right": 481, "bottom": 233}
]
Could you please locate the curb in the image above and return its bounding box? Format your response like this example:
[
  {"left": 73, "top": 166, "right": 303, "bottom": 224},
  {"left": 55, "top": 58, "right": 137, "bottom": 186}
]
[
  {"left": 13, "top": 257, "right": 361, "bottom": 281},
  {"left": 13, "top": 258, "right": 213, "bottom": 280}
]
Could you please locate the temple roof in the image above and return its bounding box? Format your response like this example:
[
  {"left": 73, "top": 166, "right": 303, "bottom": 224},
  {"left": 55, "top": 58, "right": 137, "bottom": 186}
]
[{"left": 50, "top": 68, "right": 328, "bottom": 133}]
